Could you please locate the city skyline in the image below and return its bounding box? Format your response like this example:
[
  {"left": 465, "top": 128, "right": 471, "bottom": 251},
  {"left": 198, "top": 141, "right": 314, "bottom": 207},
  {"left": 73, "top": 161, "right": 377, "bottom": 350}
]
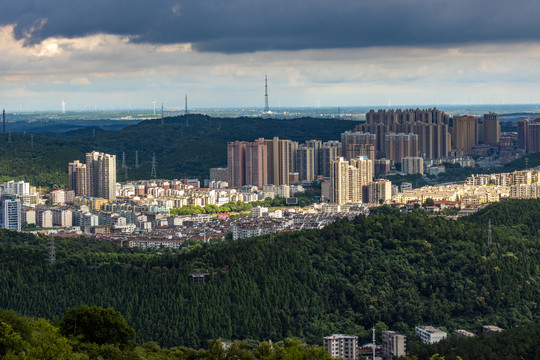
[{"left": 2, "top": 1, "right": 540, "bottom": 111}]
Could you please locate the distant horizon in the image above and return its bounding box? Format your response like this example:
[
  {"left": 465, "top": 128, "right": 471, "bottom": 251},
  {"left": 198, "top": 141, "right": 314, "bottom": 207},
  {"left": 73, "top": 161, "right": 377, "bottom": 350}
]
[{"left": 3, "top": 103, "right": 540, "bottom": 114}]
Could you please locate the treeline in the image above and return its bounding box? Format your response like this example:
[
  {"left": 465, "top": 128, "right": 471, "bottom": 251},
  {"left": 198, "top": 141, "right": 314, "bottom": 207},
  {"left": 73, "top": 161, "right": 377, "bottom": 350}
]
[
  {"left": 170, "top": 193, "right": 319, "bottom": 216},
  {"left": 0, "top": 306, "right": 331, "bottom": 360},
  {"left": 0, "top": 200, "right": 538, "bottom": 348}
]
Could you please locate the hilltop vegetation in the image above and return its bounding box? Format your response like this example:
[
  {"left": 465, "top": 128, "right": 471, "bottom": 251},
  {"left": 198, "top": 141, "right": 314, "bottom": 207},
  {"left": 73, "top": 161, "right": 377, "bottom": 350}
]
[
  {"left": 0, "top": 200, "right": 538, "bottom": 348},
  {"left": 0, "top": 306, "right": 331, "bottom": 360},
  {"left": 0, "top": 115, "right": 356, "bottom": 187}
]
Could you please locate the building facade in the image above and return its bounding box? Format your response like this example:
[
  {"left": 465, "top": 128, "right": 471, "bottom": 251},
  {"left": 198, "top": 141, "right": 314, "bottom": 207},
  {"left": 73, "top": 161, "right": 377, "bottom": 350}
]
[
  {"left": 323, "top": 334, "right": 358, "bottom": 360},
  {"left": 382, "top": 330, "right": 406, "bottom": 360},
  {"left": 330, "top": 157, "right": 373, "bottom": 205},
  {"left": 415, "top": 326, "right": 447, "bottom": 344},
  {"left": 483, "top": 112, "right": 500, "bottom": 146},
  {"left": 452, "top": 115, "right": 478, "bottom": 154},
  {"left": 85, "top": 152, "right": 117, "bottom": 199}
]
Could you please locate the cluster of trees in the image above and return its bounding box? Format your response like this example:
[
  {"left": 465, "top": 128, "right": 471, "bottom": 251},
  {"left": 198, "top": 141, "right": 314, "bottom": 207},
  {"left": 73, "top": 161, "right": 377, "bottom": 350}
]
[
  {"left": 0, "top": 306, "right": 331, "bottom": 360},
  {"left": 170, "top": 192, "right": 320, "bottom": 216},
  {"left": 0, "top": 200, "right": 538, "bottom": 349},
  {"left": 170, "top": 199, "right": 288, "bottom": 216}
]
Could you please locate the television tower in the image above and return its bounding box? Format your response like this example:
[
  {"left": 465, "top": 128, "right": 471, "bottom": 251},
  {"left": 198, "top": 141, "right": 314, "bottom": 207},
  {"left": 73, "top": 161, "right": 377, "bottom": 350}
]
[
  {"left": 264, "top": 75, "right": 269, "bottom": 112},
  {"left": 161, "top": 103, "right": 164, "bottom": 125},
  {"left": 61, "top": 100, "right": 66, "bottom": 114},
  {"left": 185, "top": 94, "right": 189, "bottom": 115},
  {"left": 122, "top": 152, "right": 126, "bottom": 169},
  {"left": 2, "top": 109, "right": 5, "bottom": 134},
  {"left": 135, "top": 150, "right": 139, "bottom": 168}
]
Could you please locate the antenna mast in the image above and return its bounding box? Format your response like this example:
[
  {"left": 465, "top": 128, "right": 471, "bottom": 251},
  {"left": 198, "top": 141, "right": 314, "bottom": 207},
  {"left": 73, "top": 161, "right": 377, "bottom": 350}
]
[
  {"left": 161, "top": 103, "right": 164, "bottom": 125},
  {"left": 185, "top": 94, "right": 189, "bottom": 115},
  {"left": 372, "top": 326, "right": 376, "bottom": 360},
  {"left": 135, "top": 150, "right": 139, "bottom": 168},
  {"left": 264, "top": 75, "right": 269, "bottom": 113},
  {"left": 2, "top": 109, "right": 5, "bottom": 134}
]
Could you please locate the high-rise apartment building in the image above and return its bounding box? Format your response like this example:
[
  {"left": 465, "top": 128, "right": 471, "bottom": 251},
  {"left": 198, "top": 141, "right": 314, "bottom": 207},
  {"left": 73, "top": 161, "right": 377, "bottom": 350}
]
[
  {"left": 517, "top": 119, "right": 529, "bottom": 151},
  {"left": 227, "top": 141, "right": 248, "bottom": 188},
  {"left": 483, "top": 112, "right": 500, "bottom": 146},
  {"left": 227, "top": 140, "right": 268, "bottom": 188},
  {"left": 305, "top": 140, "right": 322, "bottom": 176},
  {"left": 0, "top": 194, "right": 21, "bottom": 231},
  {"left": 452, "top": 115, "right": 478, "bottom": 154},
  {"left": 359, "top": 108, "right": 450, "bottom": 159},
  {"left": 296, "top": 145, "right": 315, "bottom": 182},
  {"left": 330, "top": 156, "right": 372, "bottom": 205},
  {"left": 341, "top": 131, "right": 376, "bottom": 159},
  {"left": 257, "top": 137, "right": 296, "bottom": 186},
  {"left": 366, "top": 179, "right": 392, "bottom": 204},
  {"left": 86, "top": 151, "right": 116, "bottom": 200},
  {"left": 384, "top": 133, "right": 419, "bottom": 163},
  {"left": 323, "top": 334, "right": 358, "bottom": 360},
  {"left": 245, "top": 141, "right": 268, "bottom": 188},
  {"left": 382, "top": 330, "right": 407, "bottom": 360},
  {"left": 68, "top": 160, "right": 88, "bottom": 196},
  {"left": 319, "top": 144, "right": 340, "bottom": 177},
  {"left": 528, "top": 120, "right": 540, "bottom": 154},
  {"left": 402, "top": 156, "right": 424, "bottom": 175}
]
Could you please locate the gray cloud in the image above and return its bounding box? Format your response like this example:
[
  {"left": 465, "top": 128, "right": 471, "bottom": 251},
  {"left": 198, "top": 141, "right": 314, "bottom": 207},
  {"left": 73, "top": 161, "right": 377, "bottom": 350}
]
[{"left": 1, "top": 0, "right": 539, "bottom": 53}]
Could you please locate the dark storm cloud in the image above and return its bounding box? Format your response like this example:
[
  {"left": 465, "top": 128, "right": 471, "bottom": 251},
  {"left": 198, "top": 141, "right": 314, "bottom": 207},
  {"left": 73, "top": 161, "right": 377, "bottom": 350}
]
[{"left": 2, "top": 0, "right": 539, "bottom": 52}]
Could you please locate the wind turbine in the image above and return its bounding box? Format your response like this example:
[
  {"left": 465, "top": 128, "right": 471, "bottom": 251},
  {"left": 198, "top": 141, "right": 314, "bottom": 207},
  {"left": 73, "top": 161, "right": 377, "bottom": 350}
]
[{"left": 152, "top": 101, "right": 157, "bottom": 115}]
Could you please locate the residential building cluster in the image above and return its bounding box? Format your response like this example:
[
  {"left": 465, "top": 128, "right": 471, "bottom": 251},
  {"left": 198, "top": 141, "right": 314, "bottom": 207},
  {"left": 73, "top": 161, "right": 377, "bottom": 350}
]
[
  {"left": 69, "top": 151, "right": 117, "bottom": 199},
  {"left": 324, "top": 324, "right": 503, "bottom": 360}
]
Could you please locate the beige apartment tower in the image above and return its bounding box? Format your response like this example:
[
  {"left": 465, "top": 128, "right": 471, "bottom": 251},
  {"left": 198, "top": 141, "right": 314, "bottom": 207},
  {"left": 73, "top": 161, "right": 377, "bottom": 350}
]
[
  {"left": 86, "top": 151, "right": 117, "bottom": 200},
  {"left": 382, "top": 330, "right": 407, "bottom": 359},
  {"left": 257, "top": 137, "right": 296, "bottom": 186},
  {"left": 483, "top": 112, "right": 500, "bottom": 146},
  {"left": 452, "top": 115, "right": 478, "bottom": 154},
  {"left": 330, "top": 156, "right": 373, "bottom": 205},
  {"left": 68, "top": 160, "right": 88, "bottom": 196}
]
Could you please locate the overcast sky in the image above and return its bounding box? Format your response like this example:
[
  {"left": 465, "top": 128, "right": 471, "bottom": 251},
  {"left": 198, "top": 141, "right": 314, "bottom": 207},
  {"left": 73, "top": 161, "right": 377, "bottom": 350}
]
[{"left": 2, "top": 0, "right": 540, "bottom": 111}]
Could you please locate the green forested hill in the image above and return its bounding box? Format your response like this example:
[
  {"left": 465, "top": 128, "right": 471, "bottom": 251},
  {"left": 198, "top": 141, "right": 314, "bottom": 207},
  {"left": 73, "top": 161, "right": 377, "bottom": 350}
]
[
  {"left": 0, "top": 200, "right": 538, "bottom": 348},
  {"left": 0, "top": 115, "right": 356, "bottom": 186}
]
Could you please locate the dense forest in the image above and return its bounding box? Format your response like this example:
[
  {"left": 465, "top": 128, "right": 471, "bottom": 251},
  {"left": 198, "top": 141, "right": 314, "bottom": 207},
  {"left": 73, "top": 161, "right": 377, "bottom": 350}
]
[
  {"left": 0, "top": 306, "right": 332, "bottom": 359},
  {"left": 0, "top": 115, "right": 356, "bottom": 187},
  {"left": 0, "top": 200, "right": 538, "bottom": 349}
]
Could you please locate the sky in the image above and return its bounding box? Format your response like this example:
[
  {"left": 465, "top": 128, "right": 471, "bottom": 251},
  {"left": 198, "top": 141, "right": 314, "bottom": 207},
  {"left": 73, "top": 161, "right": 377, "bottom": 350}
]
[{"left": 2, "top": 0, "right": 540, "bottom": 111}]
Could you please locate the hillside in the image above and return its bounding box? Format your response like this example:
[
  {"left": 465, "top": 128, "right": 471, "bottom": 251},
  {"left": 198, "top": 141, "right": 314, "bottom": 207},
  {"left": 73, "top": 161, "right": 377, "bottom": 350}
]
[
  {"left": 0, "top": 200, "right": 538, "bottom": 348},
  {"left": 0, "top": 115, "right": 356, "bottom": 186}
]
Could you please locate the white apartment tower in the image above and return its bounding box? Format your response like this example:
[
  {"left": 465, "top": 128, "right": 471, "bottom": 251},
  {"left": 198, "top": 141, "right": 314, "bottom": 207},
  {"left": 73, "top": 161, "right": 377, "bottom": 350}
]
[{"left": 330, "top": 156, "right": 373, "bottom": 205}]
